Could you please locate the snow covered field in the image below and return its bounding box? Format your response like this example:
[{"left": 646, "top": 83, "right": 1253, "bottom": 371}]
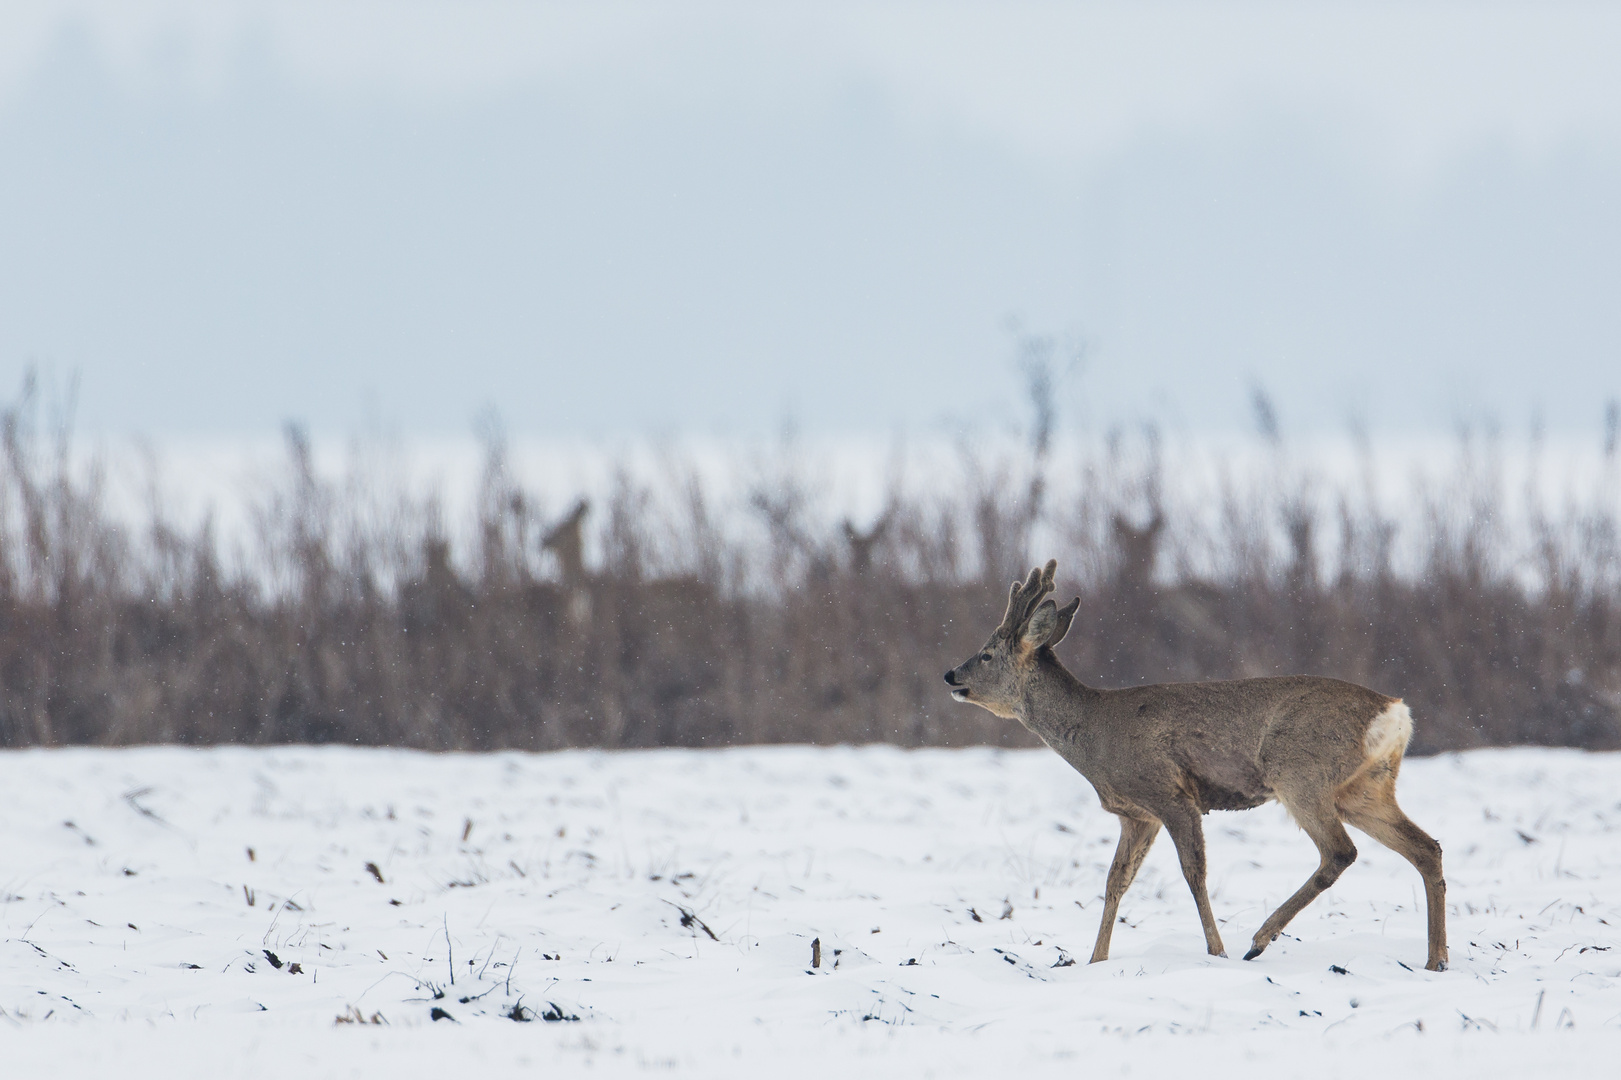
[{"left": 3, "top": 744, "right": 1619, "bottom": 1077}]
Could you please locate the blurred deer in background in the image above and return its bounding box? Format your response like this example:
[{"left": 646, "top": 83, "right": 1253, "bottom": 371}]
[
  {"left": 944, "top": 560, "right": 1448, "bottom": 972},
  {"left": 841, "top": 504, "right": 894, "bottom": 576},
  {"left": 541, "top": 499, "right": 593, "bottom": 626},
  {"left": 1110, "top": 509, "right": 1163, "bottom": 594},
  {"left": 541, "top": 499, "right": 590, "bottom": 589}
]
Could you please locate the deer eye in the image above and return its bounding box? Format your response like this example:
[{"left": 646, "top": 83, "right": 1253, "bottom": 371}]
[{"left": 979, "top": 652, "right": 992, "bottom": 662}]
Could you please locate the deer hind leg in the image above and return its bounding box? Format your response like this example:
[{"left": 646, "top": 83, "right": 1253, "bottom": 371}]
[
  {"left": 1090, "top": 814, "right": 1160, "bottom": 963},
  {"left": 1337, "top": 766, "right": 1449, "bottom": 972},
  {"left": 1160, "top": 800, "right": 1227, "bottom": 958},
  {"left": 1243, "top": 797, "right": 1357, "bottom": 961}
]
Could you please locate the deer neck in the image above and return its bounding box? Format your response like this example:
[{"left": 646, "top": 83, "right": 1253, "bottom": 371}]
[{"left": 1016, "top": 653, "right": 1102, "bottom": 749}]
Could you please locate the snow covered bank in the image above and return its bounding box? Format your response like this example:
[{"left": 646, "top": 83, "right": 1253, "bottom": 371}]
[{"left": 2, "top": 745, "right": 1618, "bottom": 1077}]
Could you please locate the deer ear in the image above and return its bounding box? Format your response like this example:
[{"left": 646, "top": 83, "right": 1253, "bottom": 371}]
[
  {"left": 1045, "top": 597, "right": 1080, "bottom": 648},
  {"left": 1021, "top": 598, "right": 1059, "bottom": 649}
]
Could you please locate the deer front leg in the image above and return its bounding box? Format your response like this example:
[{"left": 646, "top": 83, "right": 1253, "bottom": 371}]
[
  {"left": 1090, "top": 814, "right": 1160, "bottom": 963},
  {"left": 1160, "top": 801, "right": 1227, "bottom": 958}
]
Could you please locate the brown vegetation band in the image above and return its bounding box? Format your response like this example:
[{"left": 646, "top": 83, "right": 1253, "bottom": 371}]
[{"left": 0, "top": 388, "right": 1617, "bottom": 752}]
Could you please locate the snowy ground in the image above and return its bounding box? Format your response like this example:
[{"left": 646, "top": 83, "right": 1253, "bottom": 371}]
[{"left": 3, "top": 744, "right": 1619, "bottom": 1077}]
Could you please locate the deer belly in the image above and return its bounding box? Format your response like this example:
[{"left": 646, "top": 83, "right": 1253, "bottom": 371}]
[
  {"left": 1176, "top": 758, "right": 1274, "bottom": 813},
  {"left": 1188, "top": 773, "right": 1273, "bottom": 812}
]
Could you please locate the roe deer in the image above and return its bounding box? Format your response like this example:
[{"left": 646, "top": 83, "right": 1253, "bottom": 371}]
[{"left": 944, "top": 560, "right": 1447, "bottom": 971}]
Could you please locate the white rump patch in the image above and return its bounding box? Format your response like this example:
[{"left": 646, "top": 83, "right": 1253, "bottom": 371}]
[{"left": 1364, "top": 700, "right": 1413, "bottom": 760}]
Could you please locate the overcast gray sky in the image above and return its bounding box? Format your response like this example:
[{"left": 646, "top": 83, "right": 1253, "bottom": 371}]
[{"left": 2, "top": 1, "right": 1620, "bottom": 440}]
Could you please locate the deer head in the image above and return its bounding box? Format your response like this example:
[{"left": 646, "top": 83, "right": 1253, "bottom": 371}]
[{"left": 943, "top": 559, "right": 1080, "bottom": 719}]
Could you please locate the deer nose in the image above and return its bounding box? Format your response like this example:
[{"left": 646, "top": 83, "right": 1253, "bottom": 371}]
[{"left": 943, "top": 670, "right": 958, "bottom": 686}]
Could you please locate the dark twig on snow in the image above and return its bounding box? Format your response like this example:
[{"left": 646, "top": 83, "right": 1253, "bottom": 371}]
[{"left": 664, "top": 900, "right": 719, "bottom": 941}]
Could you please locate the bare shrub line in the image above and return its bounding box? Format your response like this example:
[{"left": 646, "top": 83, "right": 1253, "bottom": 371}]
[{"left": 0, "top": 374, "right": 1617, "bottom": 752}]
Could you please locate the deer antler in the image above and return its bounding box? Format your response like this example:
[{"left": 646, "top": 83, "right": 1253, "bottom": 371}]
[{"left": 997, "top": 559, "right": 1057, "bottom": 636}]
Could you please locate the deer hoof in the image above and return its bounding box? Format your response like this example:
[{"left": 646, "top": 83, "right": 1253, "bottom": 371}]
[{"left": 1242, "top": 946, "right": 1263, "bottom": 961}]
